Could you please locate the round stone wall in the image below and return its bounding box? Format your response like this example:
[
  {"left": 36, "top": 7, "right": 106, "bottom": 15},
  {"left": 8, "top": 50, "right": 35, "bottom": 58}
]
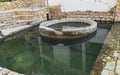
[{"left": 39, "top": 18, "right": 97, "bottom": 39}]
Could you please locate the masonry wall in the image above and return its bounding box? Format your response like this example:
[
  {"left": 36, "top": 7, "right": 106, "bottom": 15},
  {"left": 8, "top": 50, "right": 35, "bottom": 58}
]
[
  {"left": 115, "top": 0, "right": 120, "bottom": 21},
  {"left": 48, "top": 5, "right": 63, "bottom": 19},
  {"left": 0, "top": 0, "right": 120, "bottom": 22},
  {"left": 0, "top": 0, "right": 26, "bottom": 10},
  {"left": 23, "top": 0, "right": 46, "bottom": 7},
  {"left": 0, "top": 0, "right": 46, "bottom": 10},
  {"left": 49, "top": 0, "right": 120, "bottom": 22}
]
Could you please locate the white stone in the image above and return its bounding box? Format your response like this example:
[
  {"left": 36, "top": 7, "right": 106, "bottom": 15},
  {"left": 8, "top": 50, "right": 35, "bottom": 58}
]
[
  {"left": 113, "top": 51, "right": 119, "bottom": 58},
  {"left": 0, "top": 71, "right": 2, "bottom": 75},
  {"left": 8, "top": 72, "right": 19, "bottom": 75},
  {"left": 60, "top": 0, "right": 116, "bottom": 12},
  {"left": 119, "top": 55, "right": 120, "bottom": 60},
  {"left": 104, "top": 61, "right": 115, "bottom": 71},
  {"left": 106, "top": 56, "right": 111, "bottom": 60},
  {"left": 1, "top": 68, "right": 10, "bottom": 75},
  {"left": 101, "top": 69, "right": 110, "bottom": 75},
  {"left": 116, "top": 60, "right": 120, "bottom": 75},
  {"left": 103, "top": 59, "right": 107, "bottom": 62},
  {"left": 0, "top": 67, "right": 3, "bottom": 71},
  {"left": 1, "top": 25, "right": 31, "bottom": 36},
  {"left": 101, "top": 69, "right": 115, "bottom": 75}
]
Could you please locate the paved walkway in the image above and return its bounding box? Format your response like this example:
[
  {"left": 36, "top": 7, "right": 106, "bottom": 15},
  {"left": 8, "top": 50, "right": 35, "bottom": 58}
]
[
  {"left": 90, "top": 23, "right": 120, "bottom": 75},
  {"left": 1, "top": 25, "right": 31, "bottom": 36},
  {"left": 0, "top": 25, "right": 31, "bottom": 39}
]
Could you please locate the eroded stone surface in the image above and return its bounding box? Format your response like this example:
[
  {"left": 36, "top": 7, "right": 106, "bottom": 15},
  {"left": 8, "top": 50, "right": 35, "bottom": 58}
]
[
  {"left": 0, "top": 67, "right": 3, "bottom": 71},
  {"left": 116, "top": 60, "right": 120, "bottom": 75},
  {"left": 39, "top": 18, "right": 97, "bottom": 39},
  {"left": 2, "top": 68, "right": 10, "bottom": 75},
  {"left": 101, "top": 69, "right": 115, "bottom": 75},
  {"left": 7, "top": 71, "right": 19, "bottom": 75},
  {"left": 0, "top": 67, "right": 24, "bottom": 75},
  {"left": 104, "top": 61, "right": 116, "bottom": 71}
]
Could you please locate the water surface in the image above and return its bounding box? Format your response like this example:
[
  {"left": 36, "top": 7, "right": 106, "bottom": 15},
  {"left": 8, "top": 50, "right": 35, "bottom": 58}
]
[{"left": 0, "top": 24, "right": 111, "bottom": 75}]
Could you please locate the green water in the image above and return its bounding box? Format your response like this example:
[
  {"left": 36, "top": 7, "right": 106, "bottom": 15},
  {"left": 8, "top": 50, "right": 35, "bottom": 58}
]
[{"left": 0, "top": 26, "right": 110, "bottom": 75}]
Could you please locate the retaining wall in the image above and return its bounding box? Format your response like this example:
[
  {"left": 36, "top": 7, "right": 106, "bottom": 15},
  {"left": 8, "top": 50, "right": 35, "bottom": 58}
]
[
  {"left": 1, "top": 0, "right": 120, "bottom": 22},
  {"left": 48, "top": 0, "right": 120, "bottom": 22},
  {"left": 0, "top": 8, "right": 47, "bottom": 30}
]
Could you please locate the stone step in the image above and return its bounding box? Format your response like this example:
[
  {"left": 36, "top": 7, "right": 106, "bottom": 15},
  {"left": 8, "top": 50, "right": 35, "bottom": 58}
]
[{"left": 16, "top": 20, "right": 33, "bottom": 25}]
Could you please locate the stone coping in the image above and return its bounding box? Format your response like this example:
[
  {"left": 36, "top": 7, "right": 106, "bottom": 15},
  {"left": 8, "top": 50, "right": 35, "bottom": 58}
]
[
  {"left": 39, "top": 18, "right": 97, "bottom": 39},
  {"left": 0, "top": 7, "right": 47, "bottom": 14},
  {"left": 90, "top": 23, "right": 120, "bottom": 75},
  {"left": 0, "top": 67, "right": 24, "bottom": 75}
]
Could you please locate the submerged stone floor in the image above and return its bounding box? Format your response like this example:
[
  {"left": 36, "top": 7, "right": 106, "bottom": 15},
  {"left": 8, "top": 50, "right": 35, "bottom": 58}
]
[
  {"left": 0, "top": 67, "right": 24, "bottom": 75},
  {"left": 90, "top": 23, "right": 120, "bottom": 75}
]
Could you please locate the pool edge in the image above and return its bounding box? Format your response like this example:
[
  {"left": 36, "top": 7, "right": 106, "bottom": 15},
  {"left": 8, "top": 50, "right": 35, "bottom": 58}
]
[{"left": 90, "top": 23, "right": 120, "bottom": 75}]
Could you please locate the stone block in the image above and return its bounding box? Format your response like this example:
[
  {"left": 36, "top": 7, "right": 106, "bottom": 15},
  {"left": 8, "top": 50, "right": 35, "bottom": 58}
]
[
  {"left": 101, "top": 69, "right": 115, "bottom": 75},
  {"left": 0, "top": 67, "right": 3, "bottom": 71},
  {"left": 1, "top": 68, "right": 10, "bottom": 75},
  {"left": 48, "top": 5, "right": 61, "bottom": 18},
  {"left": 8, "top": 71, "right": 19, "bottom": 75},
  {"left": 116, "top": 60, "right": 120, "bottom": 75},
  {"left": 104, "top": 61, "right": 116, "bottom": 71}
]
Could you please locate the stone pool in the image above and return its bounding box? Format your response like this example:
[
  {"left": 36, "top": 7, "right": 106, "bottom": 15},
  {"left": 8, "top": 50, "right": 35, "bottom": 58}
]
[{"left": 0, "top": 23, "right": 111, "bottom": 75}]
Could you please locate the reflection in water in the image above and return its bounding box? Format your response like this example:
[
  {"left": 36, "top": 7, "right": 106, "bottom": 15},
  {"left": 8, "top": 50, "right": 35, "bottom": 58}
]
[
  {"left": 82, "top": 43, "right": 86, "bottom": 73},
  {"left": 0, "top": 28, "right": 109, "bottom": 75}
]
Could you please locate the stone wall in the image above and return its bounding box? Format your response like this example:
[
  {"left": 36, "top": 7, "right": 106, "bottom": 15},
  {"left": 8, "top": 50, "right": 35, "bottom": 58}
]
[
  {"left": 48, "top": 5, "right": 65, "bottom": 19},
  {"left": 23, "top": 0, "right": 46, "bottom": 7},
  {"left": 0, "top": 0, "right": 26, "bottom": 10},
  {"left": 32, "top": 0, "right": 46, "bottom": 7},
  {"left": 0, "top": 67, "right": 24, "bottom": 75},
  {"left": 48, "top": 5, "right": 60, "bottom": 18},
  {"left": 0, "top": 8, "right": 47, "bottom": 30},
  {"left": 1, "top": 0, "right": 120, "bottom": 22},
  {"left": 48, "top": 0, "right": 120, "bottom": 22},
  {"left": 39, "top": 18, "right": 97, "bottom": 39},
  {"left": 0, "top": 0, "right": 46, "bottom": 10},
  {"left": 47, "top": 5, "right": 116, "bottom": 21},
  {"left": 115, "top": 0, "right": 120, "bottom": 21}
]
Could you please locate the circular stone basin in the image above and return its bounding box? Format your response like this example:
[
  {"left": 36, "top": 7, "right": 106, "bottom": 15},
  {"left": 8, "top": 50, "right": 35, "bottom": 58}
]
[{"left": 39, "top": 18, "right": 97, "bottom": 39}]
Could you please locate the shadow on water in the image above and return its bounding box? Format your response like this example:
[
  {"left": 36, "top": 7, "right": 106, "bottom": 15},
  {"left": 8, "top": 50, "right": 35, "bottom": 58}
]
[
  {"left": 0, "top": 23, "right": 112, "bottom": 75},
  {"left": 40, "top": 31, "right": 97, "bottom": 46}
]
